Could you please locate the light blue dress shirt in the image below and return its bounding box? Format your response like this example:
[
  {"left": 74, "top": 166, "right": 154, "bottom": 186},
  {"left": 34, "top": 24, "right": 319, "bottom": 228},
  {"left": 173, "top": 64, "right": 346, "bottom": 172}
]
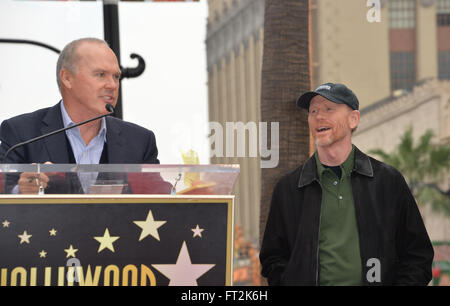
[
  {"left": 60, "top": 101, "right": 107, "bottom": 193},
  {"left": 60, "top": 101, "right": 107, "bottom": 164}
]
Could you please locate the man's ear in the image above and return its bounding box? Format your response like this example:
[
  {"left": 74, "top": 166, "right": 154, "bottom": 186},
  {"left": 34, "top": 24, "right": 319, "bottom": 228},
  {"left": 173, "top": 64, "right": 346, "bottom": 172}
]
[
  {"left": 349, "top": 110, "right": 360, "bottom": 129},
  {"left": 60, "top": 68, "right": 73, "bottom": 90}
]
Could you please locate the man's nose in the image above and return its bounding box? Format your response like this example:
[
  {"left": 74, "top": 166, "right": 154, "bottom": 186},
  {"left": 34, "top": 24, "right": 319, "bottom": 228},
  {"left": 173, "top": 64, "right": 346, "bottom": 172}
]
[
  {"left": 105, "top": 76, "right": 119, "bottom": 90},
  {"left": 315, "top": 109, "right": 325, "bottom": 120}
]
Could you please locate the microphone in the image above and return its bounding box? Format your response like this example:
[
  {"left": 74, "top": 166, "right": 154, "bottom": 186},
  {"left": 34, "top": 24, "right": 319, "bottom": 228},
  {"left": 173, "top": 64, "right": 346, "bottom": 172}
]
[
  {"left": 105, "top": 103, "right": 114, "bottom": 113},
  {"left": 2, "top": 104, "right": 115, "bottom": 163}
]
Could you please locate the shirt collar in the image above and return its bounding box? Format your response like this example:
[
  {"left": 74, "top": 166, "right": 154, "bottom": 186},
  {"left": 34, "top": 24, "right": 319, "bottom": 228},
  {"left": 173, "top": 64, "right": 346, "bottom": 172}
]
[
  {"left": 60, "top": 100, "right": 107, "bottom": 143},
  {"left": 314, "top": 145, "right": 355, "bottom": 179},
  {"left": 298, "top": 145, "right": 373, "bottom": 188}
]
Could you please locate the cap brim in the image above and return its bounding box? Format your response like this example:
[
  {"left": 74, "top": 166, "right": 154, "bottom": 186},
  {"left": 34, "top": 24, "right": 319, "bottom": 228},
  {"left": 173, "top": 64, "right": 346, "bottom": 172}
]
[
  {"left": 296, "top": 92, "right": 319, "bottom": 109},
  {"left": 297, "top": 91, "right": 349, "bottom": 110}
]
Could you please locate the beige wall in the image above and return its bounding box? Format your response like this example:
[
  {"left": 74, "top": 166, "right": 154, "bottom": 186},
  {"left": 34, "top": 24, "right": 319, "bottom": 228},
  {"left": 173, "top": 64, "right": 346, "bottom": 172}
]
[
  {"left": 313, "top": 0, "right": 390, "bottom": 109},
  {"left": 313, "top": 0, "right": 440, "bottom": 107},
  {"left": 416, "top": 0, "right": 438, "bottom": 81}
]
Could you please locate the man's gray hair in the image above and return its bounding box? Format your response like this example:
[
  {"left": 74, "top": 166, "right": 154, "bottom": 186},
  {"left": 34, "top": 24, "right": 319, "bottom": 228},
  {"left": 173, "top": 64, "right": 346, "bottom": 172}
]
[{"left": 56, "top": 37, "right": 109, "bottom": 92}]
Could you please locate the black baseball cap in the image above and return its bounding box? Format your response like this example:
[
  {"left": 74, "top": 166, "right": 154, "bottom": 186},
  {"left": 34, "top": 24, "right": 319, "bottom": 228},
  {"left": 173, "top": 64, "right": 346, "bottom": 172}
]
[{"left": 297, "top": 82, "right": 359, "bottom": 111}]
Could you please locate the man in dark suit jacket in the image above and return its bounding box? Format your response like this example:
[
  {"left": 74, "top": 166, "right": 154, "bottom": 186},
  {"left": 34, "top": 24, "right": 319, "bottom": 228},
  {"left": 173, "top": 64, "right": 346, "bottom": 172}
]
[
  {"left": 0, "top": 37, "right": 165, "bottom": 194},
  {"left": 0, "top": 102, "right": 159, "bottom": 165}
]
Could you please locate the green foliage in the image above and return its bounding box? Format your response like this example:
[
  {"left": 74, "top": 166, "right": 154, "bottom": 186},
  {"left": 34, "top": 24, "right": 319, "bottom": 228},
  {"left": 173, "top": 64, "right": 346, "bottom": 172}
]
[{"left": 369, "top": 126, "right": 450, "bottom": 216}]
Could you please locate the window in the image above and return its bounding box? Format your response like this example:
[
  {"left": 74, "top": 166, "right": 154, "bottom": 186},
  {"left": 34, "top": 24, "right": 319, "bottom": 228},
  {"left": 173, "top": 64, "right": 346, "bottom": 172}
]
[
  {"left": 390, "top": 52, "right": 416, "bottom": 90},
  {"left": 389, "top": 0, "right": 416, "bottom": 29},
  {"left": 437, "top": 0, "right": 450, "bottom": 26},
  {"left": 389, "top": 0, "right": 416, "bottom": 91},
  {"left": 439, "top": 51, "right": 450, "bottom": 80}
]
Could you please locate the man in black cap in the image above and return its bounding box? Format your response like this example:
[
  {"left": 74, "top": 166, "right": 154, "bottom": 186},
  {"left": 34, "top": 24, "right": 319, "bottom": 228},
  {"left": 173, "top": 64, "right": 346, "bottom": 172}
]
[{"left": 259, "top": 82, "right": 434, "bottom": 285}]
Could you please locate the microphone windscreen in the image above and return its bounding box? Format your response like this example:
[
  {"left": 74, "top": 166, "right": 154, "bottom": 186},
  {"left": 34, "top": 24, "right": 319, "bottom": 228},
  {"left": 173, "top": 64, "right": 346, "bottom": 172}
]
[{"left": 105, "top": 104, "right": 115, "bottom": 113}]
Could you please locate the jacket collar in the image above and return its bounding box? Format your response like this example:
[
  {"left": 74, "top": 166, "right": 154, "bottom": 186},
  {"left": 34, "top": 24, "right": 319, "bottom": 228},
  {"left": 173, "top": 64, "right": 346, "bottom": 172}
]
[
  {"left": 353, "top": 146, "right": 374, "bottom": 178},
  {"left": 41, "top": 102, "right": 71, "bottom": 163},
  {"left": 41, "top": 101, "right": 125, "bottom": 163},
  {"left": 298, "top": 145, "right": 373, "bottom": 188},
  {"left": 104, "top": 116, "right": 125, "bottom": 163}
]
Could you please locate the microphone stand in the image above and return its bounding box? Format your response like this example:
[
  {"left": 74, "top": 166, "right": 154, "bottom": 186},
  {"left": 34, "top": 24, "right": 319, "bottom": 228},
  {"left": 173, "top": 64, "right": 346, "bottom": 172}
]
[{"left": 2, "top": 104, "right": 114, "bottom": 163}]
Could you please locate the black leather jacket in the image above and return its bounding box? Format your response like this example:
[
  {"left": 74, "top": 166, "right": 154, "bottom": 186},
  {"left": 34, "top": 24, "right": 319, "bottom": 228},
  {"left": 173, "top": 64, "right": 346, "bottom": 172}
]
[{"left": 260, "top": 147, "right": 433, "bottom": 285}]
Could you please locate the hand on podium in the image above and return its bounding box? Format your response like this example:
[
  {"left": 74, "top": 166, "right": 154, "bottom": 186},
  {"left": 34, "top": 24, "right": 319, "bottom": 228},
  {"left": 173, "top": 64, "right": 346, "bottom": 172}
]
[{"left": 17, "top": 162, "right": 53, "bottom": 194}]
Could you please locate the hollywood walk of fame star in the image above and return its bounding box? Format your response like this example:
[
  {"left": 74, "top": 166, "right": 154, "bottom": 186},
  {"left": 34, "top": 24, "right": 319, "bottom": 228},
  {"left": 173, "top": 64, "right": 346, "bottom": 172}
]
[{"left": 152, "top": 241, "right": 215, "bottom": 286}]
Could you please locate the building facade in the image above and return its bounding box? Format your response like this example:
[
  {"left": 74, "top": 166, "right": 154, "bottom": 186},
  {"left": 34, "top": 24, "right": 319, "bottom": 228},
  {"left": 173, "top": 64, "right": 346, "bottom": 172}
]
[
  {"left": 206, "top": 0, "right": 450, "bottom": 243},
  {"left": 353, "top": 79, "right": 450, "bottom": 241},
  {"left": 206, "top": 0, "right": 264, "bottom": 243}
]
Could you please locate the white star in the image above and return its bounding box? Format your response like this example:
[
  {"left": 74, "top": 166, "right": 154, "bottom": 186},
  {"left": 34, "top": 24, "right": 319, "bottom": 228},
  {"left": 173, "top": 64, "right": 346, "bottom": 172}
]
[
  {"left": 133, "top": 210, "right": 167, "bottom": 242},
  {"left": 39, "top": 250, "right": 47, "bottom": 258},
  {"left": 152, "top": 241, "right": 215, "bottom": 286},
  {"left": 2, "top": 220, "right": 10, "bottom": 228},
  {"left": 191, "top": 225, "right": 204, "bottom": 238},
  {"left": 18, "top": 230, "right": 32, "bottom": 244}
]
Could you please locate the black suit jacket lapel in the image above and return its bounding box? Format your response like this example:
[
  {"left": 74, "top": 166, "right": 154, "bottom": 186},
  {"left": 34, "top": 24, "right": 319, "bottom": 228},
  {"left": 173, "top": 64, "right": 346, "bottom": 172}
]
[
  {"left": 105, "top": 117, "right": 124, "bottom": 164},
  {"left": 41, "top": 102, "right": 71, "bottom": 163}
]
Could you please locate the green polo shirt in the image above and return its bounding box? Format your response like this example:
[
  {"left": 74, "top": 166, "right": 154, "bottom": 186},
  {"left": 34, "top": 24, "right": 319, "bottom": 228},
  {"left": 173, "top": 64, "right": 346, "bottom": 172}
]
[{"left": 315, "top": 145, "right": 362, "bottom": 285}]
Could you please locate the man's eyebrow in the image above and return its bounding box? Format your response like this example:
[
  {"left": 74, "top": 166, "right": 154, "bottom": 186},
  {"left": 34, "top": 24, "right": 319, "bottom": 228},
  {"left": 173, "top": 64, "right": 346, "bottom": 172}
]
[{"left": 92, "top": 68, "right": 120, "bottom": 72}]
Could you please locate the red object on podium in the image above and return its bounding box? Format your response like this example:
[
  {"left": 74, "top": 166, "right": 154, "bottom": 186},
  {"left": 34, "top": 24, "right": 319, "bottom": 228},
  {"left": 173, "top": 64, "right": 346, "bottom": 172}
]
[{"left": 127, "top": 172, "right": 173, "bottom": 194}]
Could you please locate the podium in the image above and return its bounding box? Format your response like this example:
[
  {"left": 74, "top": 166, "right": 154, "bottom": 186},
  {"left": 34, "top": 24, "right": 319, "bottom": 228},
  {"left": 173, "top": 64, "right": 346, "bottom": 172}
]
[{"left": 0, "top": 164, "right": 239, "bottom": 286}]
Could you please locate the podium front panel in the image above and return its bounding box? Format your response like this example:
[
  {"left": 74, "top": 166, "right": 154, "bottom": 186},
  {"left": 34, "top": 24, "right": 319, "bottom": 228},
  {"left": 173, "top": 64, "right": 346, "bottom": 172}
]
[{"left": 0, "top": 195, "right": 234, "bottom": 286}]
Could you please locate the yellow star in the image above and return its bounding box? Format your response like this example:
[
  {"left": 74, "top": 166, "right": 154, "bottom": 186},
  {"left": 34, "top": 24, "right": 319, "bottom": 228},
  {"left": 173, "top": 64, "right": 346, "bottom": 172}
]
[
  {"left": 49, "top": 228, "right": 57, "bottom": 236},
  {"left": 134, "top": 210, "right": 167, "bottom": 242},
  {"left": 39, "top": 250, "right": 47, "bottom": 258},
  {"left": 2, "top": 220, "right": 10, "bottom": 228},
  {"left": 94, "top": 228, "right": 120, "bottom": 253},
  {"left": 18, "top": 230, "right": 32, "bottom": 244},
  {"left": 64, "top": 245, "right": 78, "bottom": 258}
]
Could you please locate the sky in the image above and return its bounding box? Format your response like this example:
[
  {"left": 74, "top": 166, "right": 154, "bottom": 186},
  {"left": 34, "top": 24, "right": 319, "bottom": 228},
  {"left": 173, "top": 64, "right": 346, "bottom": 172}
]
[{"left": 0, "top": 0, "right": 210, "bottom": 164}]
